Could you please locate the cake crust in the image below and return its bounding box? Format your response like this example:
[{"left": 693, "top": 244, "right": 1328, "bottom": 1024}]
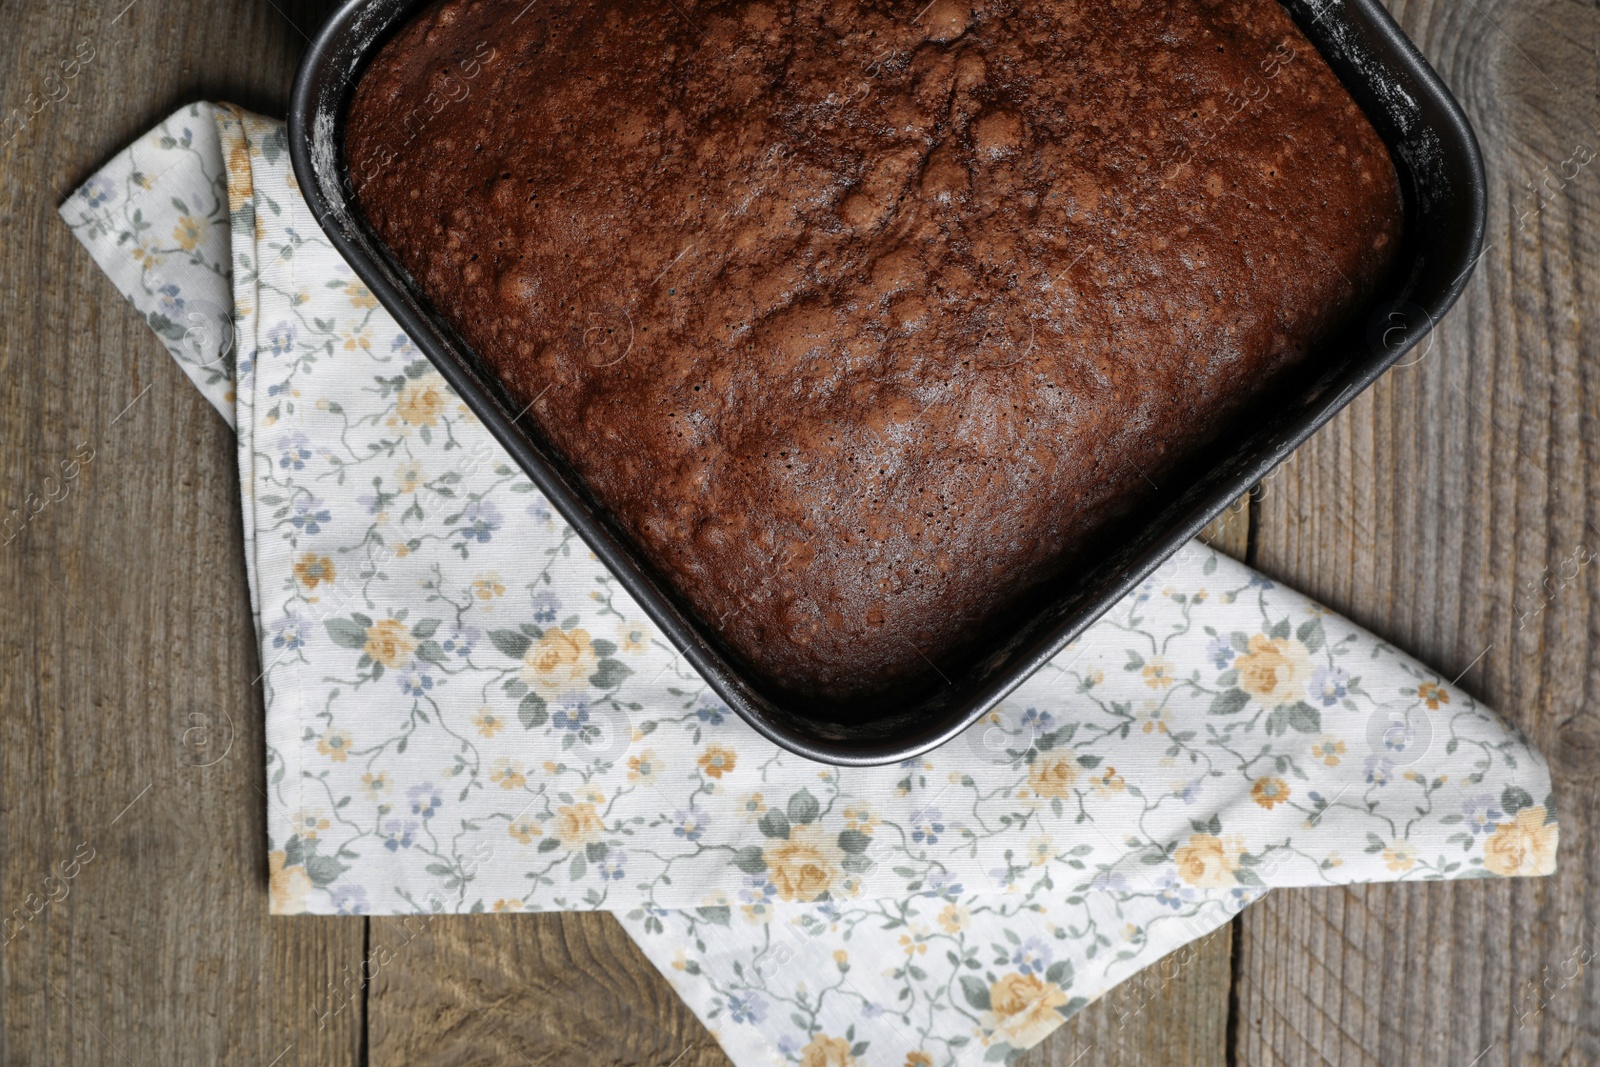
[{"left": 346, "top": 0, "right": 1402, "bottom": 704}]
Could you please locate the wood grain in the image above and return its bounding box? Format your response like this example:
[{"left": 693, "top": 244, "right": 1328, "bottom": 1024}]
[
  {"left": 367, "top": 913, "right": 731, "bottom": 1067},
  {"left": 1235, "top": 0, "right": 1600, "bottom": 1063},
  {"left": 0, "top": 1, "right": 361, "bottom": 1065},
  {"left": 6, "top": 0, "right": 1595, "bottom": 1063}
]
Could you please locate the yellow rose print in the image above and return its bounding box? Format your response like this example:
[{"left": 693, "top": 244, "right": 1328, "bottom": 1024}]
[
  {"left": 1173, "top": 833, "right": 1243, "bottom": 888},
  {"left": 363, "top": 618, "right": 416, "bottom": 668},
  {"left": 1091, "top": 766, "right": 1126, "bottom": 795},
  {"left": 1027, "top": 755, "right": 1076, "bottom": 798},
  {"left": 1234, "top": 633, "right": 1313, "bottom": 706},
  {"left": 765, "top": 825, "right": 839, "bottom": 902},
  {"left": 798, "top": 1034, "right": 855, "bottom": 1067},
  {"left": 268, "top": 850, "right": 311, "bottom": 914},
  {"left": 554, "top": 801, "right": 606, "bottom": 847},
  {"left": 521, "top": 627, "right": 598, "bottom": 699},
  {"left": 986, "top": 972, "right": 1069, "bottom": 1048},
  {"left": 1483, "top": 806, "right": 1558, "bottom": 876},
  {"left": 396, "top": 379, "right": 445, "bottom": 427}
]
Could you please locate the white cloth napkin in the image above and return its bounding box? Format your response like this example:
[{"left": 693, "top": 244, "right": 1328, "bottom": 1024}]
[{"left": 63, "top": 102, "right": 1558, "bottom": 1067}]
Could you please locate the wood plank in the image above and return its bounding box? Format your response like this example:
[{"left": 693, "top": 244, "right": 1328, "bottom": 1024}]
[
  {"left": 31, "top": 0, "right": 1591, "bottom": 1061},
  {"left": 1200, "top": 492, "right": 1254, "bottom": 561},
  {"left": 367, "top": 913, "right": 732, "bottom": 1066},
  {"left": 0, "top": 1, "right": 364, "bottom": 1064},
  {"left": 1236, "top": 0, "right": 1600, "bottom": 1062}
]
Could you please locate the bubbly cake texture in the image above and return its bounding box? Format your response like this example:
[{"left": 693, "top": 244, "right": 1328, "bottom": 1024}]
[{"left": 346, "top": 0, "right": 1402, "bottom": 706}]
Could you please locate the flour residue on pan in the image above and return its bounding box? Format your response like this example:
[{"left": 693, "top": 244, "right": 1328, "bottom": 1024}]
[
  {"left": 310, "top": 106, "right": 345, "bottom": 215},
  {"left": 310, "top": 0, "right": 415, "bottom": 217},
  {"left": 1293, "top": 0, "right": 1450, "bottom": 199}
]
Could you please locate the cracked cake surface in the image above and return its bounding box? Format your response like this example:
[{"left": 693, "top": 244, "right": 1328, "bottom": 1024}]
[{"left": 346, "top": 0, "right": 1402, "bottom": 705}]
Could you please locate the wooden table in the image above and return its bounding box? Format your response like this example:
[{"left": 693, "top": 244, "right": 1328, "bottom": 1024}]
[{"left": 1, "top": 0, "right": 1594, "bottom": 1062}]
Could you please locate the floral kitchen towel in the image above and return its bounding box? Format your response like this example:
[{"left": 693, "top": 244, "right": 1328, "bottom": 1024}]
[{"left": 62, "top": 102, "right": 1558, "bottom": 1067}]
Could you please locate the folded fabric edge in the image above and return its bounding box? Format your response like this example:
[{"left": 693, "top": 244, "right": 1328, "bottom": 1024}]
[
  {"left": 58, "top": 101, "right": 239, "bottom": 428},
  {"left": 620, "top": 890, "right": 1253, "bottom": 1066}
]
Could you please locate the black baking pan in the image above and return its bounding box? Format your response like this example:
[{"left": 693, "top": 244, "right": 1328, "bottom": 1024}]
[{"left": 289, "top": 0, "right": 1485, "bottom": 766}]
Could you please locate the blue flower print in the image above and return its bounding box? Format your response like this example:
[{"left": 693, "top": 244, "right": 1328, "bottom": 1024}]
[
  {"left": 272, "top": 613, "right": 305, "bottom": 651},
  {"left": 440, "top": 624, "right": 479, "bottom": 658},
  {"left": 910, "top": 808, "right": 944, "bottom": 845},
  {"left": 156, "top": 284, "right": 185, "bottom": 318},
  {"left": 396, "top": 664, "right": 434, "bottom": 696},
  {"left": 1019, "top": 707, "right": 1055, "bottom": 733},
  {"left": 1309, "top": 666, "right": 1349, "bottom": 706},
  {"left": 919, "top": 871, "right": 964, "bottom": 899},
  {"left": 727, "top": 993, "right": 767, "bottom": 1025},
  {"left": 673, "top": 809, "right": 710, "bottom": 842},
  {"left": 407, "top": 782, "right": 442, "bottom": 819},
  {"left": 277, "top": 431, "right": 312, "bottom": 471},
  {"left": 1463, "top": 794, "right": 1503, "bottom": 835},
  {"left": 694, "top": 694, "right": 727, "bottom": 726},
  {"left": 739, "top": 876, "right": 775, "bottom": 908},
  {"left": 1364, "top": 755, "right": 1395, "bottom": 787},
  {"left": 290, "top": 496, "right": 331, "bottom": 535},
  {"left": 79, "top": 175, "right": 116, "bottom": 208},
  {"left": 264, "top": 320, "right": 296, "bottom": 357},
  {"left": 1012, "top": 937, "right": 1052, "bottom": 976},
  {"left": 1155, "top": 873, "right": 1195, "bottom": 910},
  {"left": 330, "top": 885, "right": 369, "bottom": 915},
  {"left": 380, "top": 818, "right": 418, "bottom": 851},
  {"left": 529, "top": 590, "right": 561, "bottom": 624},
  {"left": 597, "top": 850, "right": 627, "bottom": 881},
  {"left": 553, "top": 700, "right": 591, "bottom": 733},
  {"left": 458, "top": 498, "right": 502, "bottom": 543}
]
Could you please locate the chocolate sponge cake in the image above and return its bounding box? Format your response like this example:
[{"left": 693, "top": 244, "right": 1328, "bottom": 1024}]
[{"left": 345, "top": 0, "right": 1401, "bottom": 705}]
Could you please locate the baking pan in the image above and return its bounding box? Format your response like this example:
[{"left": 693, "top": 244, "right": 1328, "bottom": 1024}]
[{"left": 289, "top": 0, "right": 1486, "bottom": 766}]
